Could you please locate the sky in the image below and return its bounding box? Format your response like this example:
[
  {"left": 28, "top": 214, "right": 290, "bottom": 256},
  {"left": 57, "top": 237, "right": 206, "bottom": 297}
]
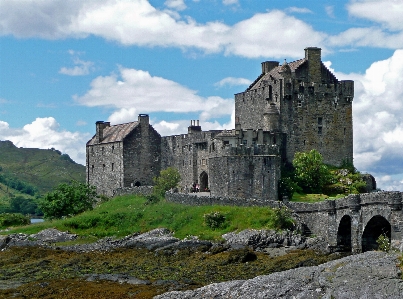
[{"left": 0, "top": 0, "right": 403, "bottom": 191}]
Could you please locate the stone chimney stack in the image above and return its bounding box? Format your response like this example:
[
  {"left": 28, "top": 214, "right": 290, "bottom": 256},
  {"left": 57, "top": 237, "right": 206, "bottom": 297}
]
[
  {"left": 305, "top": 47, "right": 322, "bottom": 83},
  {"left": 96, "top": 121, "right": 110, "bottom": 143},
  {"left": 138, "top": 114, "right": 149, "bottom": 126},
  {"left": 261, "top": 61, "right": 280, "bottom": 74}
]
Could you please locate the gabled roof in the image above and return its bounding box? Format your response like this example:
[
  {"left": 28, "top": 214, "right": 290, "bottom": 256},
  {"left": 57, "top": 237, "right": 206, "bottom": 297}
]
[
  {"left": 247, "top": 58, "right": 306, "bottom": 91},
  {"left": 87, "top": 121, "right": 139, "bottom": 145}
]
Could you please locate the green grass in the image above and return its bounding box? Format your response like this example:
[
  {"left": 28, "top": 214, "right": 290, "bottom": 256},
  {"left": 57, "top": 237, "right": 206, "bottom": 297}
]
[{"left": 3, "top": 194, "right": 278, "bottom": 240}]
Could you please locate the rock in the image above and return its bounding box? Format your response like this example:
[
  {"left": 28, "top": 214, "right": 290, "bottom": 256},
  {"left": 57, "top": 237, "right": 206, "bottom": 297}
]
[
  {"left": 31, "top": 228, "right": 77, "bottom": 243},
  {"left": 124, "top": 228, "right": 179, "bottom": 250},
  {"left": 154, "top": 251, "right": 403, "bottom": 299},
  {"left": 0, "top": 235, "right": 10, "bottom": 250},
  {"left": 222, "top": 229, "right": 306, "bottom": 251},
  {"left": 85, "top": 274, "right": 150, "bottom": 285}
]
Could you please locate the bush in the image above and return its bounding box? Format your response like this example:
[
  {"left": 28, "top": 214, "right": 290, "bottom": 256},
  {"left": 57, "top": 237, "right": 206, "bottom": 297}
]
[
  {"left": 272, "top": 207, "right": 294, "bottom": 230},
  {"left": 144, "top": 194, "right": 161, "bottom": 205},
  {"left": 0, "top": 213, "right": 30, "bottom": 228},
  {"left": 376, "top": 234, "right": 390, "bottom": 252},
  {"left": 39, "top": 181, "right": 97, "bottom": 219},
  {"left": 153, "top": 167, "right": 181, "bottom": 197},
  {"left": 204, "top": 211, "right": 227, "bottom": 229},
  {"left": 293, "top": 150, "right": 331, "bottom": 194}
]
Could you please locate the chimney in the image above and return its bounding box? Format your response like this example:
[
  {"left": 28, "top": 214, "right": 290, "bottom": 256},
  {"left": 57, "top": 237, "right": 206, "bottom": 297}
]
[
  {"left": 138, "top": 114, "right": 149, "bottom": 126},
  {"left": 261, "top": 61, "right": 280, "bottom": 74},
  {"left": 96, "top": 121, "right": 110, "bottom": 143},
  {"left": 304, "top": 47, "right": 322, "bottom": 83}
]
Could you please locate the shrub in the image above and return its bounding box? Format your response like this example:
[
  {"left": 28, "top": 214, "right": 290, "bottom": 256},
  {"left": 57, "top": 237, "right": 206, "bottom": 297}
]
[
  {"left": 204, "top": 211, "right": 226, "bottom": 229},
  {"left": 272, "top": 207, "right": 294, "bottom": 230},
  {"left": 376, "top": 234, "right": 390, "bottom": 252},
  {"left": 144, "top": 194, "right": 161, "bottom": 205},
  {"left": 293, "top": 150, "right": 331, "bottom": 194},
  {"left": 0, "top": 213, "right": 30, "bottom": 228},
  {"left": 153, "top": 167, "right": 181, "bottom": 197},
  {"left": 39, "top": 181, "right": 97, "bottom": 219}
]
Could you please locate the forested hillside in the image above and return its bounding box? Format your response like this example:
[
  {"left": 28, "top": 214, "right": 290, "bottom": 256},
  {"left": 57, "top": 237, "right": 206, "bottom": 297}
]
[{"left": 0, "top": 140, "right": 85, "bottom": 198}]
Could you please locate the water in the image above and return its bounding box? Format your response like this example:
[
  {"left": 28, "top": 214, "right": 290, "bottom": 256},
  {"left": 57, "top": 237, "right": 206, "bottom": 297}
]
[{"left": 31, "top": 218, "right": 44, "bottom": 224}]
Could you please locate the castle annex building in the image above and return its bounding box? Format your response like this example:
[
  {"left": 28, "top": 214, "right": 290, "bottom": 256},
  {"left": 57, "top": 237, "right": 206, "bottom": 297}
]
[{"left": 86, "top": 47, "right": 354, "bottom": 198}]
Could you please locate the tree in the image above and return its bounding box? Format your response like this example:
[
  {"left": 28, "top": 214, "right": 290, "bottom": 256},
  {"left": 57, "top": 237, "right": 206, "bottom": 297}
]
[
  {"left": 152, "top": 167, "right": 181, "bottom": 197},
  {"left": 293, "top": 149, "right": 331, "bottom": 194},
  {"left": 39, "top": 181, "right": 97, "bottom": 219}
]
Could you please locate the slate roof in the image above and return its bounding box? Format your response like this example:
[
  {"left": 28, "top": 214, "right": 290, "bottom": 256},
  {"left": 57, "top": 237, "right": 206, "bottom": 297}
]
[
  {"left": 87, "top": 121, "right": 139, "bottom": 145},
  {"left": 247, "top": 58, "right": 307, "bottom": 91}
]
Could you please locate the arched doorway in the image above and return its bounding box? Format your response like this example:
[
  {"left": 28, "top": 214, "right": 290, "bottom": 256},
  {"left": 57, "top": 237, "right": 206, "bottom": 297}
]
[
  {"left": 134, "top": 181, "right": 141, "bottom": 187},
  {"left": 362, "top": 215, "right": 391, "bottom": 252},
  {"left": 336, "top": 215, "right": 351, "bottom": 252},
  {"left": 199, "top": 171, "right": 208, "bottom": 192}
]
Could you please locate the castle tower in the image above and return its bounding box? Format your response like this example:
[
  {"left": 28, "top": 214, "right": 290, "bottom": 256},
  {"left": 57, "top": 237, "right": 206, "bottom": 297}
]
[
  {"left": 305, "top": 47, "right": 322, "bottom": 83},
  {"left": 263, "top": 102, "right": 279, "bottom": 132}
]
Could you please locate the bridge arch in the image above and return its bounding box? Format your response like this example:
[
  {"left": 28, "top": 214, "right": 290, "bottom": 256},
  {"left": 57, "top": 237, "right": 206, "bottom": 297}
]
[
  {"left": 336, "top": 215, "right": 352, "bottom": 252},
  {"left": 362, "top": 215, "right": 391, "bottom": 252}
]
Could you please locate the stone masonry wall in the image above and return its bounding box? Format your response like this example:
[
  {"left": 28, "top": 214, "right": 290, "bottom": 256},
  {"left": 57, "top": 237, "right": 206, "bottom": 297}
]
[
  {"left": 123, "top": 123, "right": 161, "bottom": 187},
  {"left": 87, "top": 141, "right": 124, "bottom": 197}
]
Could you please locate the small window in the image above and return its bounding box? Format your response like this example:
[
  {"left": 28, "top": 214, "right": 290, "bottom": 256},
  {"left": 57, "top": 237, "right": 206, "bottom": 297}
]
[
  {"left": 318, "top": 127, "right": 322, "bottom": 135},
  {"left": 318, "top": 117, "right": 323, "bottom": 125},
  {"left": 298, "top": 100, "right": 302, "bottom": 107},
  {"left": 344, "top": 128, "right": 346, "bottom": 136},
  {"left": 111, "top": 163, "right": 114, "bottom": 171},
  {"left": 91, "top": 165, "right": 94, "bottom": 173},
  {"left": 112, "top": 145, "right": 114, "bottom": 153},
  {"left": 103, "top": 164, "right": 105, "bottom": 170},
  {"left": 102, "top": 147, "right": 104, "bottom": 155}
]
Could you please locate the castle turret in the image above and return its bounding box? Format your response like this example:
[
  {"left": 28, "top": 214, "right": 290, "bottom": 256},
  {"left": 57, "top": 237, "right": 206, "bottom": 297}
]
[
  {"left": 188, "top": 120, "right": 201, "bottom": 133},
  {"left": 263, "top": 103, "right": 279, "bottom": 132}
]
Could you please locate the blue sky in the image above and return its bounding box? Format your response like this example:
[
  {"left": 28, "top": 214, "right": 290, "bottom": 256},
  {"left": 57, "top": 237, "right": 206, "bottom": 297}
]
[{"left": 1, "top": 0, "right": 403, "bottom": 191}]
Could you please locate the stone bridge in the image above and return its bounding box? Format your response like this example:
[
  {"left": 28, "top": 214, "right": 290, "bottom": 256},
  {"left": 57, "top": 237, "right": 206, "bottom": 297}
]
[{"left": 287, "top": 192, "right": 403, "bottom": 253}]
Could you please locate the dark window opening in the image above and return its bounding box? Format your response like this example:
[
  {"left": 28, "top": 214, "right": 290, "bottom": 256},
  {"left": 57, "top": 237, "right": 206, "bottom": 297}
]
[
  {"left": 134, "top": 181, "right": 141, "bottom": 187},
  {"left": 318, "top": 127, "right": 322, "bottom": 135},
  {"left": 318, "top": 117, "right": 323, "bottom": 125},
  {"left": 111, "top": 163, "right": 114, "bottom": 171}
]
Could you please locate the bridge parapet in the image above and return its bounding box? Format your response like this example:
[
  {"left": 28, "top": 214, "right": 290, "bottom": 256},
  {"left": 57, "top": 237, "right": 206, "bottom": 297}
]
[
  {"left": 360, "top": 192, "right": 402, "bottom": 207},
  {"left": 287, "top": 200, "right": 335, "bottom": 213}
]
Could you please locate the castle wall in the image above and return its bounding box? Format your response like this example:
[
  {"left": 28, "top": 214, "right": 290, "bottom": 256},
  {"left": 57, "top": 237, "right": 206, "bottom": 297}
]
[
  {"left": 209, "top": 155, "right": 280, "bottom": 200},
  {"left": 86, "top": 141, "right": 124, "bottom": 197},
  {"left": 123, "top": 123, "right": 161, "bottom": 187}
]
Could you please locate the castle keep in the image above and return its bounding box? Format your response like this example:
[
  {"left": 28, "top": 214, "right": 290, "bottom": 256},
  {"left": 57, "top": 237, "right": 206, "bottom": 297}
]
[{"left": 87, "top": 47, "right": 354, "bottom": 198}]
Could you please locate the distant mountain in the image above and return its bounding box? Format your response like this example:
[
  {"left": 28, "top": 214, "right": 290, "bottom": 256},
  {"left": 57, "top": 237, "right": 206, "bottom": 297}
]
[{"left": 0, "top": 140, "right": 85, "bottom": 195}]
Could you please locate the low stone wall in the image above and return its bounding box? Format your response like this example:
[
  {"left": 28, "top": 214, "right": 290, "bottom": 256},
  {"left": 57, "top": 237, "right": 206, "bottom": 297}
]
[
  {"left": 113, "top": 186, "right": 153, "bottom": 197},
  {"left": 165, "top": 192, "right": 282, "bottom": 208}
]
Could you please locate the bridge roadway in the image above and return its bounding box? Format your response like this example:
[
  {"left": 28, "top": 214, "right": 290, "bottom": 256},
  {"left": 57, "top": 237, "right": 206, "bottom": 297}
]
[{"left": 286, "top": 191, "right": 403, "bottom": 253}]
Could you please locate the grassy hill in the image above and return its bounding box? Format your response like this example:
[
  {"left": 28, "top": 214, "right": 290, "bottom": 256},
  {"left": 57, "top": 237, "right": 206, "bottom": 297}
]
[{"left": 0, "top": 140, "right": 85, "bottom": 196}]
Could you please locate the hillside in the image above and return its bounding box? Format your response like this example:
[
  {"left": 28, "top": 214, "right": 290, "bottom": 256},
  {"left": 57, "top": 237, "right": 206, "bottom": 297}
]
[{"left": 0, "top": 140, "right": 85, "bottom": 195}]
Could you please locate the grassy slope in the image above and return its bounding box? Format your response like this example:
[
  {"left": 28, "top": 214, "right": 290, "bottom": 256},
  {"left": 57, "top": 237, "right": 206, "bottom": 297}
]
[
  {"left": 0, "top": 140, "right": 85, "bottom": 195},
  {"left": 5, "top": 195, "right": 278, "bottom": 240}
]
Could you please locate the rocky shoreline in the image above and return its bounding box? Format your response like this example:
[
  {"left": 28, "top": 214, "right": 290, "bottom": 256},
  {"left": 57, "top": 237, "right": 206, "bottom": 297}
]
[{"left": 0, "top": 228, "right": 402, "bottom": 298}]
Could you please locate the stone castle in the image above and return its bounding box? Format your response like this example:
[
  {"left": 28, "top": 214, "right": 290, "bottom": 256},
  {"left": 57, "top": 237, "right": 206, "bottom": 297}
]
[{"left": 86, "top": 47, "right": 354, "bottom": 199}]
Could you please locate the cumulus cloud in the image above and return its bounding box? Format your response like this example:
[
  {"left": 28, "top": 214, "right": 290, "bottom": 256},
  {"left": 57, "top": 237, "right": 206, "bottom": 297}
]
[
  {"left": 328, "top": 50, "right": 403, "bottom": 190},
  {"left": 75, "top": 67, "right": 234, "bottom": 121},
  {"left": 0, "top": 0, "right": 327, "bottom": 59},
  {"left": 164, "top": 0, "right": 186, "bottom": 11},
  {"left": 325, "top": 5, "right": 335, "bottom": 18},
  {"left": 214, "top": 77, "right": 252, "bottom": 88},
  {"left": 0, "top": 117, "right": 89, "bottom": 165},
  {"left": 347, "top": 0, "right": 403, "bottom": 31}
]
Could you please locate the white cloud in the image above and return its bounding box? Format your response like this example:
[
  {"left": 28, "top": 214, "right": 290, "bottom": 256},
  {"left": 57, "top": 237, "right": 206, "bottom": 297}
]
[
  {"left": 285, "top": 7, "right": 313, "bottom": 14},
  {"left": 0, "top": 1, "right": 326, "bottom": 59},
  {"left": 325, "top": 5, "right": 335, "bottom": 18},
  {"left": 108, "top": 107, "right": 138, "bottom": 125},
  {"left": 0, "top": 117, "right": 89, "bottom": 165},
  {"left": 214, "top": 77, "right": 252, "bottom": 88},
  {"left": 165, "top": 0, "right": 186, "bottom": 11},
  {"left": 75, "top": 67, "right": 234, "bottom": 121},
  {"left": 328, "top": 50, "right": 403, "bottom": 190},
  {"left": 347, "top": 0, "right": 403, "bottom": 31},
  {"left": 223, "top": 0, "right": 239, "bottom": 6},
  {"left": 59, "top": 50, "right": 94, "bottom": 76}
]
